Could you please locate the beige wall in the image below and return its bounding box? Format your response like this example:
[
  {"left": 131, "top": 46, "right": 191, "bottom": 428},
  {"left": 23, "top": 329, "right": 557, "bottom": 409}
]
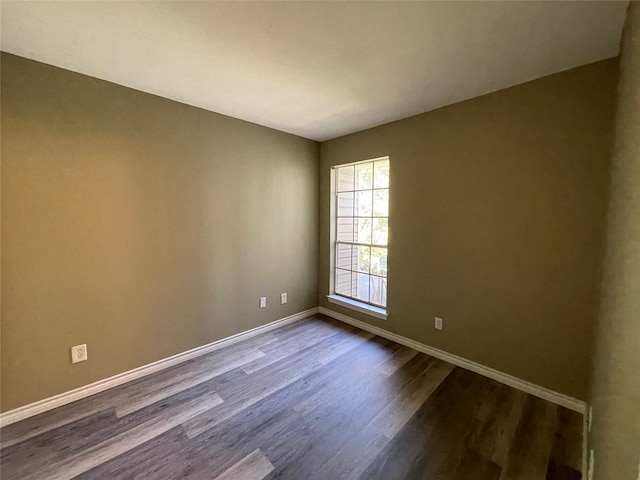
[
  {"left": 589, "top": 3, "right": 640, "bottom": 479},
  {"left": 1, "top": 53, "right": 319, "bottom": 412},
  {"left": 0, "top": 50, "right": 623, "bottom": 414},
  {"left": 320, "top": 59, "right": 618, "bottom": 400}
]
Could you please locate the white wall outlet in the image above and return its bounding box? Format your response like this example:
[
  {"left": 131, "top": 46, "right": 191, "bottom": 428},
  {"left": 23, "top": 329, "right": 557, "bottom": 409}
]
[
  {"left": 435, "top": 317, "right": 443, "bottom": 331},
  {"left": 280, "top": 293, "right": 287, "bottom": 304},
  {"left": 588, "top": 449, "right": 595, "bottom": 480},
  {"left": 259, "top": 297, "right": 267, "bottom": 308},
  {"left": 71, "top": 344, "right": 88, "bottom": 363}
]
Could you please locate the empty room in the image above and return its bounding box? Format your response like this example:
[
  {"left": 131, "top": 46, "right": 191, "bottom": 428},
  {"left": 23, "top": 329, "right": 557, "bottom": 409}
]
[{"left": 1, "top": 1, "right": 638, "bottom": 479}]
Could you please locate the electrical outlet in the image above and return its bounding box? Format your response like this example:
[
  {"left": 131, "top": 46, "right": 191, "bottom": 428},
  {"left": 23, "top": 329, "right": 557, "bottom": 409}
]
[
  {"left": 71, "top": 344, "right": 88, "bottom": 363},
  {"left": 280, "top": 293, "right": 287, "bottom": 304},
  {"left": 259, "top": 297, "right": 267, "bottom": 308},
  {"left": 435, "top": 317, "right": 443, "bottom": 330}
]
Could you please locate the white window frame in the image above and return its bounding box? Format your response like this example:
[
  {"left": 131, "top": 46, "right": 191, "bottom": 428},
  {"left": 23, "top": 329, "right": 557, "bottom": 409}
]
[{"left": 328, "top": 156, "right": 389, "bottom": 320}]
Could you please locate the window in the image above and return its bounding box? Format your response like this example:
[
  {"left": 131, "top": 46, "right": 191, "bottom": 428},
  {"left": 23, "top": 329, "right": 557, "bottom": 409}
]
[{"left": 332, "top": 157, "right": 389, "bottom": 314}]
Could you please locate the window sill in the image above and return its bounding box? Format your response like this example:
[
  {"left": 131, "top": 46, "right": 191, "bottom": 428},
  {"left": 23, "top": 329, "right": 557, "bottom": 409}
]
[{"left": 327, "top": 295, "right": 388, "bottom": 320}]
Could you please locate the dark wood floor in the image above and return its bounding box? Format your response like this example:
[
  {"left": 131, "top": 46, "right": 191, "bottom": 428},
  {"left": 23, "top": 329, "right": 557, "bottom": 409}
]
[{"left": 0, "top": 314, "right": 583, "bottom": 480}]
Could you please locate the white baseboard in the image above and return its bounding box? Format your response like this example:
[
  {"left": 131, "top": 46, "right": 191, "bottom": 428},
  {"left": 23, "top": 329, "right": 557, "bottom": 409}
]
[
  {"left": 582, "top": 407, "right": 589, "bottom": 476},
  {"left": 0, "top": 307, "right": 319, "bottom": 428},
  {"left": 319, "top": 306, "right": 586, "bottom": 413},
  {"left": 0, "top": 305, "right": 585, "bottom": 428}
]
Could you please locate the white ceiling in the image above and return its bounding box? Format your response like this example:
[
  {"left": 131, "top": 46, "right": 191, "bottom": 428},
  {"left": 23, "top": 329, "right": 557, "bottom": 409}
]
[{"left": 1, "top": 1, "right": 629, "bottom": 141}]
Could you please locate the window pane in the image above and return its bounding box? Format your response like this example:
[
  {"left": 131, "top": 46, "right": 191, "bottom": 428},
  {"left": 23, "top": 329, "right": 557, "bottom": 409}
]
[
  {"left": 372, "top": 218, "right": 388, "bottom": 245},
  {"left": 334, "top": 158, "right": 389, "bottom": 308},
  {"left": 374, "top": 159, "right": 389, "bottom": 189},
  {"left": 353, "top": 245, "right": 370, "bottom": 273},
  {"left": 337, "top": 192, "right": 354, "bottom": 217},
  {"left": 354, "top": 273, "right": 370, "bottom": 302},
  {"left": 335, "top": 269, "right": 352, "bottom": 296},
  {"left": 373, "top": 189, "right": 388, "bottom": 217},
  {"left": 355, "top": 163, "right": 373, "bottom": 190},
  {"left": 336, "top": 244, "right": 352, "bottom": 269},
  {"left": 370, "top": 276, "right": 387, "bottom": 307},
  {"left": 336, "top": 217, "right": 354, "bottom": 242},
  {"left": 356, "top": 217, "right": 372, "bottom": 244},
  {"left": 356, "top": 190, "right": 372, "bottom": 216},
  {"left": 370, "top": 247, "right": 388, "bottom": 276},
  {"left": 337, "top": 165, "right": 354, "bottom": 192}
]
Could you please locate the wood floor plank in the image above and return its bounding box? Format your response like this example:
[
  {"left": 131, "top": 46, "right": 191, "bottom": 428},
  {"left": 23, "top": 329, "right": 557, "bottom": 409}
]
[
  {"left": 401, "top": 374, "right": 496, "bottom": 480},
  {"left": 315, "top": 330, "right": 375, "bottom": 364},
  {"left": 375, "top": 346, "right": 418, "bottom": 377},
  {"left": 499, "top": 396, "right": 559, "bottom": 480},
  {"left": 2, "top": 392, "right": 223, "bottom": 480},
  {"left": 291, "top": 337, "right": 402, "bottom": 414},
  {"left": 78, "top": 402, "right": 297, "bottom": 480},
  {"left": 60, "top": 392, "right": 222, "bottom": 480},
  {"left": 176, "top": 337, "right": 398, "bottom": 480},
  {"left": 124, "top": 330, "right": 396, "bottom": 479},
  {"left": 468, "top": 383, "right": 528, "bottom": 468},
  {"left": 0, "top": 316, "right": 584, "bottom": 480},
  {"left": 214, "top": 449, "right": 275, "bottom": 480},
  {"left": 545, "top": 458, "right": 582, "bottom": 480},
  {"left": 267, "top": 353, "right": 419, "bottom": 479},
  {"left": 315, "top": 424, "right": 390, "bottom": 480},
  {"left": 220, "top": 323, "right": 371, "bottom": 404},
  {"left": 115, "top": 348, "right": 264, "bottom": 417},
  {"left": 0, "top": 408, "right": 118, "bottom": 473},
  {"left": 181, "top": 359, "right": 322, "bottom": 439},
  {"left": 142, "top": 401, "right": 300, "bottom": 479},
  {"left": 473, "top": 378, "right": 503, "bottom": 423},
  {"left": 293, "top": 357, "right": 433, "bottom": 480},
  {"left": 182, "top": 327, "right": 375, "bottom": 438},
  {"left": 0, "top": 399, "right": 114, "bottom": 450},
  {"left": 241, "top": 321, "right": 350, "bottom": 374},
  {"left": 358, "top": 367, "right": 478, "bottom": 480},
  {"left": 369, "top": 357, "right": 455, "bottom": 439},
  {"left": 2, "top": 369, "right": 243, "bottom": 480},
  {"left": 0, "top": 337, "right": 273, "bottom": 450},
  {"left": 258, "top": 317, "right": 350, "bottom": 350},
  {"left": 76, "top": 427, "right": 190, "bottom": 479},
  {"left": 452, "top": 449, "right": 502, "bottom": 480},
  {"left": 550, "top": 407, "right": 584, "bottom": 472}
]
